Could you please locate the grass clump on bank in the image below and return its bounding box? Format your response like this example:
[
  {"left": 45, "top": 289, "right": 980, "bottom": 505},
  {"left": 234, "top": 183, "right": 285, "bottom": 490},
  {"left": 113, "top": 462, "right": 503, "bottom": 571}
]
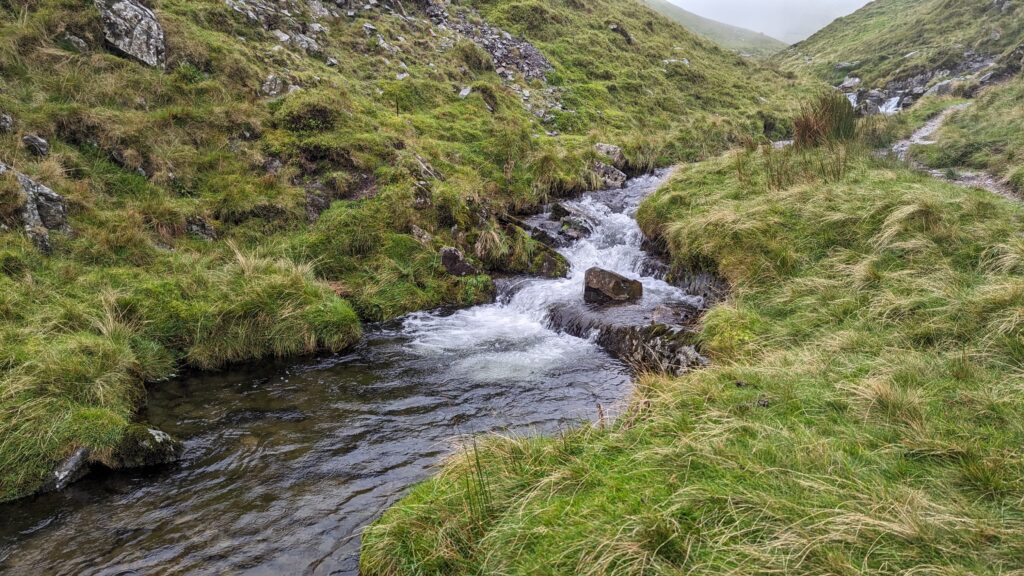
[{"left": 361, "top": 139, "right": 1024, "bottom": 574}]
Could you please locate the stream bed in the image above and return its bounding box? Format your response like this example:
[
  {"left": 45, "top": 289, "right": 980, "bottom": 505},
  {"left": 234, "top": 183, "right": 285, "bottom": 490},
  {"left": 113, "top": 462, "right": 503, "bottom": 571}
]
[{"left": 0, "top": 170, "right": 701, "bottom": 575}]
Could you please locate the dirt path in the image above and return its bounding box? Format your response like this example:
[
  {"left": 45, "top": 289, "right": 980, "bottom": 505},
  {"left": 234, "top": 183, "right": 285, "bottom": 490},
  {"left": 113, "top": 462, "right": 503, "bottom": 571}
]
[{"left": 892, "top": 103, "right": 1019, "bottom": 201}]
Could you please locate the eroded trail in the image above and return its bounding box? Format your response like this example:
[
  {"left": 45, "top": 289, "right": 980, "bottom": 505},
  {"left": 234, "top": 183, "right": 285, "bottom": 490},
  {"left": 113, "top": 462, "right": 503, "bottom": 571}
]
[
  {"left": 893, "top": 103, "right": 1018, "bottom": 201},
  {"left": 0, "top": 172, "right": 700, "bottom": 576}
]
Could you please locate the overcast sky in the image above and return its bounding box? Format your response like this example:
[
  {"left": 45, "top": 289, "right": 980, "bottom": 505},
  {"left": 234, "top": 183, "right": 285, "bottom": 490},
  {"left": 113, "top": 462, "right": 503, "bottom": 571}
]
[{"left": 669, "top": 0, "right": 872, "bottom": 44}]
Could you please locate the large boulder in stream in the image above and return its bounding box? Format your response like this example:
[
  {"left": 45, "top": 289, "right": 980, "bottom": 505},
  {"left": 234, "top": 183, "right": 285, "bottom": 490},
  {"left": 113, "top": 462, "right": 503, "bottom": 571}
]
[
  {"left": 94, "top": 0, "right": 166, "bottom": 68},
  {"left": 584, "top": 267, "right": 643, "bottom": 304}
]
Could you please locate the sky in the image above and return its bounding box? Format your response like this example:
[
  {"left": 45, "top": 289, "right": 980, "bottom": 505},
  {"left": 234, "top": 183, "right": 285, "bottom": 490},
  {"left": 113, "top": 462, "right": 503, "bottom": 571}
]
[{"left": 669, "top": 0, "right": 872, "bottom": 44}]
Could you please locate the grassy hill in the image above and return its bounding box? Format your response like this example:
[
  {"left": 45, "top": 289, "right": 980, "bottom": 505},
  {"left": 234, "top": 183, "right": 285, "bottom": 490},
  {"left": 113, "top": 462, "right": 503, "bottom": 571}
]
[
  {"left": 779, "top": 0, "right": 1024, "bottom": 87},
  {"left": 0, "top": 0, "right": 802, "bottom": 501},
  {"left": 362, "top": 111, "right": 1024, "bottom": 575},
  {"left": 645, "top": 0, "right": 787, "bottom": 58}
]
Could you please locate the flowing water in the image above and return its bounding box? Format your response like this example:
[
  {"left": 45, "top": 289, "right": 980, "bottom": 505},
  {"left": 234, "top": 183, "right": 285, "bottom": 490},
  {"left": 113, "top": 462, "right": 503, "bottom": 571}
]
[{"left": 0, "top": 171, "right": 699, "bottom": 575}]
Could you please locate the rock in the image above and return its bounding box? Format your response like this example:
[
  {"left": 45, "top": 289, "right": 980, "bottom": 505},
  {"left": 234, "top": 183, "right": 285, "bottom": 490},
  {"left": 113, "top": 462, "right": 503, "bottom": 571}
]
[
  {"left": 560, "top": 216, "right": 591, "bottom": 241},
  {"left": 529, "top": 244, "right": 569, "bottom": 278},
  {"left": 110, "top": 425, "right": 184, "bottom": 469},
  {"left": 458, "top": 86, "right": 472, "bottom": 99},
  {"left": 549, "top": 202, "right": 571, "bottom": 220},
  {"left": 591, "top": 161, "right": 627, "bottom": 189},
  {"left": 0, "top": 162, "right": 70, "bottom": 253},
  {"left": 261, "top": 74, "right": 286, "bottom": 97},
  {"left": 925, "top": 80, "right": 955, "bottom": 97},
  {"left": 62, "top": 33, "right": 90, "bottom": 52},
  {"left": 584, "top": 267, "right": 642, "bottom": 304},
  {"left": 441, "top": 247, "right": 478, "bottom": 277},
  {"left": 594, "top": 143, "right": 626, "bottom": 170},
  {"left": 22, "top": 135, "right": 50, "bottom": 157},
  {"left": 185, "top": 215, "right": 217, "bottom": 241},
  {"left": 94, "top": 0, "right": 166, "bottom": 68},
  {"left": 0, "top": 113, "right": 14, "bottom": 134},
  {"left": 838, "top": 76, "right": 862, "bottom": 90},
  {"left": 41, "top": 447, "right": 92, "bottom": 493},
  {"left": 410, "top": 224, "right": 432, "bottom": 245}
]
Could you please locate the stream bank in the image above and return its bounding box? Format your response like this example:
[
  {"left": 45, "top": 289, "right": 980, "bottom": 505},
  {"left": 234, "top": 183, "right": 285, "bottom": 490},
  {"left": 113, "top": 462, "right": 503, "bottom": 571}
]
[{"left": 0, "top": 170, "right": 712, "bottom": 575}]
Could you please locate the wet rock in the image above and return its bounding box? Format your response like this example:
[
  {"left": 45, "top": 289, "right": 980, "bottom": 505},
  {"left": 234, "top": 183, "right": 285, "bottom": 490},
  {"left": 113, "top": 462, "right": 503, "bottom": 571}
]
[
  {"left": 22, "top": 134, "right": 50, "bottom": 157},
  {"left": 0, "top": 162, "right": 70, "bottom": 253},
  {"left": 584, "top": 267, "right": 642, "bottom": 304},
  {"left": 41, "top": 447, "right": 92, "bottom": 493},
  {"left": 441, "top": 246, "right": 478, "bottom": 277},
  {"left": 549, "top": 203, "right": 571, "bottom": 221},
  {"left": 94, "top": 0, "right": 166, "bottom": 68},
  {"left": 560, "top": 216, "right": 591, "bottom": 241},
  {"left": 186, "top": 215, "right": 217, "bottom": 241},
  {"left": 110, "top": 425, "right": 184, "bottom": 469},
  {"left": 591, "top": 161, "right": 627, "bottom": 189},
  {"left": 594, "top": 143, "right": 626, "bottom": 170},
  {"left": 530, "top": 244, "right": 569, "bottom": 278},
  {"left": 0, "top": 113, "right": 15, "bottom": 134},
  {"left": 548, "top": 300, "right": 706, "bottom": 375}
]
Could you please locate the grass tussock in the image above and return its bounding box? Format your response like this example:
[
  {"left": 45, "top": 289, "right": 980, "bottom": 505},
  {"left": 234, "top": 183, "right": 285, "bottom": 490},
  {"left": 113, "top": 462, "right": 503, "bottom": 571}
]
[
  {"left": 793, "top": 91, "right": 856, "bottom": 148},
  {"left": 361, "top": 141, "right": 1024, "bottom": 574}
]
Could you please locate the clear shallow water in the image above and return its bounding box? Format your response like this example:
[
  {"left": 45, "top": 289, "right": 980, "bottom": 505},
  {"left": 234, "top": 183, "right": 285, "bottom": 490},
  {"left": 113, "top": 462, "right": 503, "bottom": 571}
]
[{"left": 0, "top": 171, "right": 695, "bottom": 575}]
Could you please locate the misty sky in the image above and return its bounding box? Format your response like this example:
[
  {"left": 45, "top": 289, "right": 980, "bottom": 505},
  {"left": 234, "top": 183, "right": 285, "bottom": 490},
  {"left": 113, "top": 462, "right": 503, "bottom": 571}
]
[{"left": 670, "top": 0, "right": 872, "bottom": 44}]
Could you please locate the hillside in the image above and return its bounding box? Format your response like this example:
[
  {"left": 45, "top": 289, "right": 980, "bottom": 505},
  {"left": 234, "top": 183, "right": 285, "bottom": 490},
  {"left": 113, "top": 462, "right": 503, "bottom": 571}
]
[
  {"left": 645, "top": 0, "right": 787, "bottom": 58},
  {"left": 779, "top": 0, "right": 1024, "bottom": 89},
  {"left": 0, "top": 0, "right": 802, "bottom": 501}
]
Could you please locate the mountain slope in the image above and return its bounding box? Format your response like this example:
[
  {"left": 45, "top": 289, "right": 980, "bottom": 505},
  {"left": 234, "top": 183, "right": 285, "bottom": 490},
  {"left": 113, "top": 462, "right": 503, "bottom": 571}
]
[
  {"left": 645, "top": 0, "right": 787, "bottom": 58},
  {"left": 0, "top": 0, "right": 801, "bottom": 501},
  {"left": 779, "top": 0, "right": 1024, "bottom": 87}
]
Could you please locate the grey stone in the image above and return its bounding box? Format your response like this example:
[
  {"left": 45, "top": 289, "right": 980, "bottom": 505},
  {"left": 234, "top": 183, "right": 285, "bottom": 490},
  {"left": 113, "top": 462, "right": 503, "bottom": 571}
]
[
  {"left": 22, "top": 134, "right": 50, "bottom": 157},
  {"left": 0, "top": 162, "right": 70, "bottom": 253},
  {"left": 591, "top": 161, "right": 627, "bottom": 189},
  {"left": 94, "top": 0, "right": 166, "bottom": 68},
  {"left": 0, "top": 113, "right": 14, "bottom": 134},
  {"left": 594, "top": 143, "right": 626, "bottom": 169}
]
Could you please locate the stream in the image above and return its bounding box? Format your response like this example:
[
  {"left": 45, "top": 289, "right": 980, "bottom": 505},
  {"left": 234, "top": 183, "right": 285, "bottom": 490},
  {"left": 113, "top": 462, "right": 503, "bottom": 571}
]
[{"left": 0, "top": 170, "right": 701, "bottom": 575}]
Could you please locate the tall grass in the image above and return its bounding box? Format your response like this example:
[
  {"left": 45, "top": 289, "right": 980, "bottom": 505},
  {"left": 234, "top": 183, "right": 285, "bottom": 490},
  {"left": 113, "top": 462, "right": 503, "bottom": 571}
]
[{"left": 794, "top": 91, "right": 857, "bottom": 148}]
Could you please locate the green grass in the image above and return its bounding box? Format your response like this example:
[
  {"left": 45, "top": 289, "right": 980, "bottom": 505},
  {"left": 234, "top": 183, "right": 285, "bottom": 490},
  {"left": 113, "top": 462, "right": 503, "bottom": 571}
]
[
  {"left": 361, "top": 141, "right": 1024, "bottom": 574},
  {"left": 912, "top": 77, "right": 1024, "bottom": 194},
  {"left": 0, "top": 0, "right": 803, "bottom": 500},
  {"left": 778, "top": 0, "right": 1024, "bottom": 87},
  {"left": 643, "top": 0, "right": 787, "bottom": 58}
]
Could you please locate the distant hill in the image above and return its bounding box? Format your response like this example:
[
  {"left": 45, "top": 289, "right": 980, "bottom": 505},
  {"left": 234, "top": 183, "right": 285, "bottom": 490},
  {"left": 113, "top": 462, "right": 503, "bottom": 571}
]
[
  {"left": 778, "top": 0, "right": 1024, "bottom": 87},
  {"left": 644, "top": 0, "right": 788, "bottom": 58}
]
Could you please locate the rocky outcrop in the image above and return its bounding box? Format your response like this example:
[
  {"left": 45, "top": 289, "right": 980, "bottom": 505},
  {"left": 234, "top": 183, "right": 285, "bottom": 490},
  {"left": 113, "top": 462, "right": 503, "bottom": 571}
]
[
  {"left": 0, "top": 162, "right": 70, "bottom": 253},
  {"left": 0, "top": 113, "right": 14, "bottom": 134},
  {"left": 584, "top": 267, "right": 642, "bottom": 304},
  {"left": 843, "top": 50, "right": 998, "bottom": 115},
  {"left": 441, "top": 246, "right": 478, "bottom": 277},
  {"left": 94, "top": 0, "right": 166, "bottom": 68}
]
